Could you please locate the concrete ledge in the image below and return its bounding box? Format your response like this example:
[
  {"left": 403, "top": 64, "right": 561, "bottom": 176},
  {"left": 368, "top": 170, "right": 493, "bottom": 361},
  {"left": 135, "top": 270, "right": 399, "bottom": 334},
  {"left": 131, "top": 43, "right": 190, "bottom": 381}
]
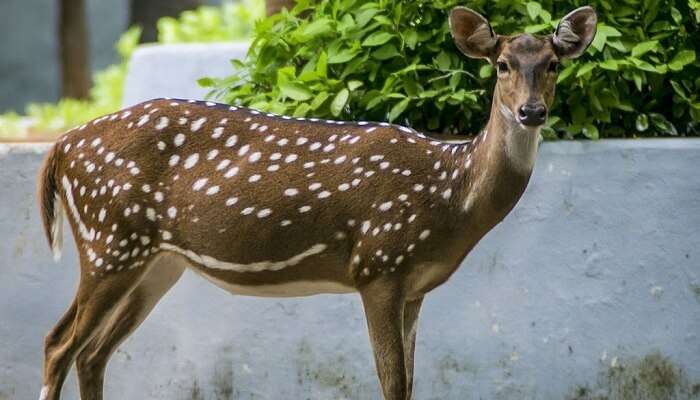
[
  {"left": 1, "top": 140, "right": 699, "bottom": 399},
  {"left": 122, "top": 42, "right": 250, "bottom": 107}
]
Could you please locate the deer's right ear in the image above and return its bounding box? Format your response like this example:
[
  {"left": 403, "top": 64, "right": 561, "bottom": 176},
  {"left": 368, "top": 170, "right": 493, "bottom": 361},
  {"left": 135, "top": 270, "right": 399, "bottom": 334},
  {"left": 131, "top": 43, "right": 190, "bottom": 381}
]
[{"left": 449, "top": 7, "right": 498, "bottom": 61}]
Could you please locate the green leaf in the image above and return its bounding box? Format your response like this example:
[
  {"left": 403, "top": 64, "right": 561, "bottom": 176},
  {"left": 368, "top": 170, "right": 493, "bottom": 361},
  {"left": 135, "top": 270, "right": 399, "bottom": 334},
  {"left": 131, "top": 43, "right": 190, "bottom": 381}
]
[
  {"left": 295, "top": 18, "right": 334, "bottom": 41},
  {"left": 526, "top": 2, "right": 542, "bottom": 20},
  {"left": 293, "top": 103, "right": 311, "bottom": 117},
  {"left": 525, "top": 24, "right": 550, "bottom": 34},
  {"left": 479, "top": 64, "right": 494, "bottom": 78},
  {"left": 671, "top": 7, "right": 682, "bottom": 24},
  {"left": 582, "top": 123, "right": 599, "bottom": 139},
  {"left": 404, "top": 29, "right": 418, "bottom": 49},
  {"left": 279, "top": 82, "right": 313, "bottom": 101},
  {"left": 310, "top": 92, "right": 330, "bottom": 110},
  {"left": 435, "top": 51, "right": 451, "bottom": 70},
  {"left": 631, "top": 40, "right": 658, "bottom": 58},
  {"left": 449, "top": 73, "right": 461, "bottom": 90},
  {"left": 670, "top": 80, "right": 688, "bottom": 100},
  {"left": 633, "top": 72, "right": 643, "bottom": 91},
  {"left": 598, "top": 24, "right": 622, "bottom": 37},
  {"left": 668, "top": 50, "right": 696, "bottom": 71},
  {"left": 591, "top": 30, "right": 607, "bottom": 52},
  {"left": 629, "top": 57, "right": 661, "bottom": 73},
  {"left": 418, "top": 90, "right": 440, "bottom": 99},
  {"left": 197, "top": 77, "right": 215, "bottom": 87},
  {"left": 635, "top": 114, "right": 649, "bottom": 131},
  {"left": 576, "top": 62, "right": 596, "bottom": 77},
  {"left": 355, "top": 7, "right": 379, "bottom": 28},
  {"left": 606, "top": 40, "right": 627, "bottom": 52},
  {"left": 373, "top": 15, "right": 393, "bottom": 25},
  {"left": 599, "top": 59, "right": 619, "bottom": 71},
  {"left": 388, "top": 98, "right": 410, "bottom": 122},
  {"left": 328, "top": 47, "right": 358, "bottom": 64},
  {"left": 330, "top": 89, "right": 349, "bottom": 116},
  {"left": 362, "top": 31, "right": 394, "bottom": 47},
  {"left": 348, "top": 80, "right": 364, "bottom": 91},
  {"left": 649, "top": 113, "right": 678, "bottom": 135},
  {"left": 316, "top": 52, "right": 328, "bottom": 78},
  {"left": 371, "top": 44, "right": 399, "bottom": 60},
  {"left": 558, "top": 63, "right": 577, "bottom": 82}
]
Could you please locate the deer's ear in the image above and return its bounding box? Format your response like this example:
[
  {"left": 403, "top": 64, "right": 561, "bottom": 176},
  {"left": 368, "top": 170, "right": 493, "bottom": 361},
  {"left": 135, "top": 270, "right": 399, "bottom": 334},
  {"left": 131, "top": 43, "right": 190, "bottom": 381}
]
[
  {"left": 553, "top": 6, "right": 598, "bottom": 59},
  {"left": 449, "top": 7, "right": 498, "bottom": 61}
]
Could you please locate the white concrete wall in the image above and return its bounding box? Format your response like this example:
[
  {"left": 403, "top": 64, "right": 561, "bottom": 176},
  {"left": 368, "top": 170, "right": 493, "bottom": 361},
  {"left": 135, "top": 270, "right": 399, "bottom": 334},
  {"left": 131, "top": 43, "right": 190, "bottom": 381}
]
[
  {"left": 1, "top": 140, "right": 699, "bottom": 400},
  {"left": 122, "top": 43, "right": 250, "bottom": 107}
]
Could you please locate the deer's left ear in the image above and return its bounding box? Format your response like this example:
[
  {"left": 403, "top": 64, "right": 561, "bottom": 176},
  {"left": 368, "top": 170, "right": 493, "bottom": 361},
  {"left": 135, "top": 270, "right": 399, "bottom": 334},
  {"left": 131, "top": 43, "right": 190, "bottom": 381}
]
[{"left": 553, "top": 6, "right": 598, "bottom": 59}]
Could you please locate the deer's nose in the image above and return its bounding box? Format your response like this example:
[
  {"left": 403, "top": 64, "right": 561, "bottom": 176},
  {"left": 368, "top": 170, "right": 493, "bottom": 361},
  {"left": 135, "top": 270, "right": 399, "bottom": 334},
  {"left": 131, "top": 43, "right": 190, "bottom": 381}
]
[{"left": 517, "top": 103, "right": 547, "bottom": 127}]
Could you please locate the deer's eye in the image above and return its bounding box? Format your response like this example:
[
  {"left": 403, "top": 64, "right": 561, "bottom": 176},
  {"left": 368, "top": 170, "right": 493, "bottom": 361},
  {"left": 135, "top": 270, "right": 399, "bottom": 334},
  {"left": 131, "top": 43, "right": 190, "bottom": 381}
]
[
  {"left": 497, "top": 61, "right": 509, "bottom": 74},
  {"left": 548, "top": 61, "right": 559, "bottom": 73}
]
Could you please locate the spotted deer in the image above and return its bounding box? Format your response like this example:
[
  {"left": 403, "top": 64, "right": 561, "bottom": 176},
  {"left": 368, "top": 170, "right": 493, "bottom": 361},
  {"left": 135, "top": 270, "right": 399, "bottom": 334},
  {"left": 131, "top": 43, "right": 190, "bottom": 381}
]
[{"left": 37, "top": 6, "right": 596, "bottom": 400}]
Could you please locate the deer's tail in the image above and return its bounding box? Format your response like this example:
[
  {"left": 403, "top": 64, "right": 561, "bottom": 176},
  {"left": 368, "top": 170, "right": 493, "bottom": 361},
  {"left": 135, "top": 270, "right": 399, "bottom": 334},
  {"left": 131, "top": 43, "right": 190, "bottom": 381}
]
[{"left": 38, "top": 143, "right": 64, "bottom": 261}]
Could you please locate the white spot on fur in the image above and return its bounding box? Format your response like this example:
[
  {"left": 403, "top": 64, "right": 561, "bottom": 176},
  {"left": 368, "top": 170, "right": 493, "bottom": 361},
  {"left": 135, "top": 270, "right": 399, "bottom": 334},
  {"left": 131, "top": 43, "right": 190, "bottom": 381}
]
[
  {"left": 155, "top": 117, "right": 169, "bottom": 130},
  {"left": 191, "top": 117, "right": 207, "bottom": 131},
  {"left": 257, "top": 208, "right": 272, "bottom": 218},
  {"left": 224, "top": 167, "right": 239, "bottom": 178},
  {"left": 168, "top": 154, "right": 180, "bottom": 167},
  {"left": 225, "top": 135, "right": 238, "bottom": 147},
  {"left": 248, "top": 174, "right": 261, "bottom": 183},
  {"left": 184, "top": 153, "right": 199, "bottom": 169},
  {"left": 174, "top": 133, "right": 186, "bottom": 147},
  {"left": 192, "top": 178, "right": 208, "bottom": 191}
]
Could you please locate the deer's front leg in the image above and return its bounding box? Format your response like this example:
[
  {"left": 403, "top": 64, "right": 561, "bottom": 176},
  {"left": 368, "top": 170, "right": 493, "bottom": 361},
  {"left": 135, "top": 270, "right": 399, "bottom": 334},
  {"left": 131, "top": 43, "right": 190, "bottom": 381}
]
[
  {"left": 360, "top": 277, "right": 407, "bottom": 400},
  {"left": 403, "top": 296, "right": 423, "bottom": 400}
]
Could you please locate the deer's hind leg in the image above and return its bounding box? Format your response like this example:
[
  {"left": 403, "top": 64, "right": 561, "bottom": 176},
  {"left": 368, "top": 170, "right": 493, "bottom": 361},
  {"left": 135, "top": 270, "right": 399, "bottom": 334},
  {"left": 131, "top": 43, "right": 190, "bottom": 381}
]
[
  {"left": 41, "top": 259, "right": 153, "bottom": 400},
  {"left": 75, "top": 254, "right": 185, "bottom": 400},
  {"left": 41, "top": 297, "right": 78, "bottom": 400}
]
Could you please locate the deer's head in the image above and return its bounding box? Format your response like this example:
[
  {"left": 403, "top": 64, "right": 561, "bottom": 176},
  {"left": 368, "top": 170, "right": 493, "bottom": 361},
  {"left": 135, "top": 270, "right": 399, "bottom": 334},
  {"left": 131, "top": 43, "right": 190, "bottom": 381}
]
[{"left": 449, "top": 6, "right": 597, "bottom": 128}]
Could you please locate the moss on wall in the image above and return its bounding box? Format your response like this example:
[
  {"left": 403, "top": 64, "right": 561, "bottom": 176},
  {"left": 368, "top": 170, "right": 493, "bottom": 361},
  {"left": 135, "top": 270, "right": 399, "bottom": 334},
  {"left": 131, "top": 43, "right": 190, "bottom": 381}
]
[{"left": 568, "top": 352, "right": 700, "bottom": 400}]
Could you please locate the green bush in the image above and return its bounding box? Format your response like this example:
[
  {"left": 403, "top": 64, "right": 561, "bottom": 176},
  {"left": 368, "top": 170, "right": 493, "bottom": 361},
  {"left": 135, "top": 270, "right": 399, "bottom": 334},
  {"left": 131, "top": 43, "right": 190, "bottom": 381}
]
[
  {"left": 0, "top": 0, "right": 264, "bottom": 138},
  {"left": 203, "top": 0, "right": 700, "bottom": 139},
  {"left": 157, "top": 0, "right": 264, "bottom": 43}
]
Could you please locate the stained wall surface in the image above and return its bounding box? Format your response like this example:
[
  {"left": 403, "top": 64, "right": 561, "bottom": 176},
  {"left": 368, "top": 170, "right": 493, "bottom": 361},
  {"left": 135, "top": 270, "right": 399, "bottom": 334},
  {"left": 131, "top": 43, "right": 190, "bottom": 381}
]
[{"left": 1, "top": 140, "right": 698, "bottom": 399}]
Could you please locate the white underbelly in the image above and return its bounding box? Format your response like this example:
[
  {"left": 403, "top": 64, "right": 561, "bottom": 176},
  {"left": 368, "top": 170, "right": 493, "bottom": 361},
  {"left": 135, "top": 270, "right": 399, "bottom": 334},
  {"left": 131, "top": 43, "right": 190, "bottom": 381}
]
[{"left": 163, "top": 253, "right": 356, "bottom": 297}]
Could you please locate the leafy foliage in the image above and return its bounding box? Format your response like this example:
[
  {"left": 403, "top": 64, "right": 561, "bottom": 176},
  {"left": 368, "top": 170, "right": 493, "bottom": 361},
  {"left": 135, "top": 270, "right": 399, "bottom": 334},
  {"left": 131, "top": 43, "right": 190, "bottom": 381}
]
[
  {"left": 158, "top": 0, "right": 264, "bottom": 43},
  {"left": 0, "top": 0, "right": 264, "bottom": 138},
  {"left": 203, "top": 0, "right": 700, "bottom": 138}
]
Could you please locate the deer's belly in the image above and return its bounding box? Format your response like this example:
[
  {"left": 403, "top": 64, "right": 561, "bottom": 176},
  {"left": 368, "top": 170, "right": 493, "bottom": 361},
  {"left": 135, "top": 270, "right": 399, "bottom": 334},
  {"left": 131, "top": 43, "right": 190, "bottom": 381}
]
[
  {"left": 161, "top": 249, "right": 356, "bottom": 298},
  {"left": 406, "top": 261, "right": 460, "bottom": 297},
  {"left": 193, "top": 269, "right": 356, "bottom": 297}
]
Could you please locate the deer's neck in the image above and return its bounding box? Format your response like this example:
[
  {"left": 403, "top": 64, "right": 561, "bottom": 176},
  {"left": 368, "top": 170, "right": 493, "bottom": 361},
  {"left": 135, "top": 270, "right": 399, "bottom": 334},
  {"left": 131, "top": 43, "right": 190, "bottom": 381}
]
[{"left": 454, "top": 91, "right": 540, "bottom": 222}]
